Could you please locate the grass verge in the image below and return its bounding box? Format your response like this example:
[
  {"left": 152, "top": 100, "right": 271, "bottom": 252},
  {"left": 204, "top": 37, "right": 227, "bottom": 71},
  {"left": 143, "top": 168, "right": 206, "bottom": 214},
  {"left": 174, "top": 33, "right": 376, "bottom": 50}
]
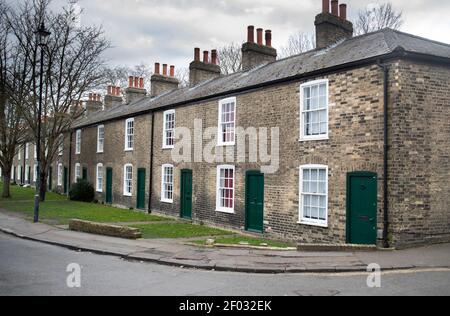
[{"left": 131, "top": 223, "right": 233, "bottom": 239}]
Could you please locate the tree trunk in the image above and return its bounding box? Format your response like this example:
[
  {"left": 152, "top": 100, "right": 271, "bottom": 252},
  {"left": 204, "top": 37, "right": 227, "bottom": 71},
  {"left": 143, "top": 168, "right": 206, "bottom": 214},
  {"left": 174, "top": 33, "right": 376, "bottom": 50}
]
[
  {"left": 39, "top": 171, "right": 47, "bottom": 202},
  {"left": 2, "top": 173, "right": 11, "bottom": 199}
]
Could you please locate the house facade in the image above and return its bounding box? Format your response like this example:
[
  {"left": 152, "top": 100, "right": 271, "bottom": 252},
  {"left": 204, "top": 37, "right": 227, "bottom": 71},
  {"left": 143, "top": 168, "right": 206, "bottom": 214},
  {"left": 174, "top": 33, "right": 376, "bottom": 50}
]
[{"left": 14, "top": 1, "right": 450, "bottom": 249}]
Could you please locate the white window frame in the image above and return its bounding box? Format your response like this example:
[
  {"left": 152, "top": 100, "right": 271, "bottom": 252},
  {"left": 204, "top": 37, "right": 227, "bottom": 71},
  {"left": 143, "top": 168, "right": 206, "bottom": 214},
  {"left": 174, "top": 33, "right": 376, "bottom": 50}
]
[
  {"left": 34, "top": 144, "right": 37, "bottom": 159},
  {"left": 17, "top": 165, "right": 22, "bottom": 181},
  {"left": 58, "top": 135, "right": 64, "bottom": 156},
  {"left": 57, "top": 163, "right": 63, "bottom": 186},
  {"left": 298, "top": 164, "right": 329, "bottom": 228},
  {"left": 124, "top": 118, "right": 134, "bottom": 151},
  {"left": 97, "top": 125, "right": 105, "bottom": 153},
  {"left": 299, "top": 79, "right": 329, "bottom": 142},
  {"left": 217, "top": 97, "right": 237, "bottom": 147},
  {"left": 18, "top": 147, "right": 21, "bottom": 160},
  {"left": 123, "top": 164, "right": 133, "bottom": 196},
  {"left": 161, "top": 164, "right": 174, "bottom": 203},
  {"left": 162, "top": 110, "right": 176, "bottom": 149},
  {"left": 75, "top": 130, "right": 82, "bottom": 154},
  {"left": 74, "top": 163, "right": 81, "bottom": 182},
  {"left": 216, "top": 165, "right": 235, "bottom": 214},
  {"left": 25, "top": 143, "right": 29, "bottom": 159},
  {"left": 25, "top": 164, "right": 29, "bottom": 182},
  {"left": 33, "top": 165, "right": 38, "bottom": 182},
  {"left": 96, "top": 163, "right": 103, "bottom": 192}
]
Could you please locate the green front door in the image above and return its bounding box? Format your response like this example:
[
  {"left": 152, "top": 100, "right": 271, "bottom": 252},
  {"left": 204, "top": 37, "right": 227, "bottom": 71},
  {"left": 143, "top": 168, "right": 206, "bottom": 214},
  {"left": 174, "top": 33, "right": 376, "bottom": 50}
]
[
  {"left": 180, "top": 170, "right": 193, "bottom": 219},
  {"left": 82, "top": 168, "right": 87, "bottom": 181},
  {"left": 106, "top": 168, "right": 113, "bottom": 204},
  {"left": 63, "top": 167, "right": 68, "bottom": 194},
  {"left": 347, "top": 172, "right": 378, "bottom": 245},
  {"left": 137, "top": 169, "right": 146, "bottom": 210},
  {"left": 245, "top": 171, "right": 264, "bottom": 233}
]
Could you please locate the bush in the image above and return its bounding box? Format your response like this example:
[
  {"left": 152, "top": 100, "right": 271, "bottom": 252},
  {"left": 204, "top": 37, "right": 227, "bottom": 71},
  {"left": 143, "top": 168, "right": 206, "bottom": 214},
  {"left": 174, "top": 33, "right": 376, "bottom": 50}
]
[{"left": 69, "top": 179, "right": 95, "bottom": 202}]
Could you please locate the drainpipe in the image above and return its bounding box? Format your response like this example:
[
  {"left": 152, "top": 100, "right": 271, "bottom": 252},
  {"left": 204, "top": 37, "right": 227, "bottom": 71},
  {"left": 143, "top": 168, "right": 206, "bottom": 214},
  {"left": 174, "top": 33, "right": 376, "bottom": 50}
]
[
  {"left": 68, "top": 131, "right": 73, "bottom": 195},
  {"left": 148, "top": 112, "right": 155, "bottom": 214},
  {"left": 378, "top": 61, "right": 390, "bottom": 249}
]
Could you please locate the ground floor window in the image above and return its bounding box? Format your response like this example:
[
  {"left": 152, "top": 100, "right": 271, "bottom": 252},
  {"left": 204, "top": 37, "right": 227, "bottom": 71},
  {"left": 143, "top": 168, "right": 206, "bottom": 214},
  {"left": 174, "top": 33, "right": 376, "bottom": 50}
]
[
  {"left": 25, "top": 165, "right": 29, "bottom": 183},
  {"left": 216, "top": 165, "right": 235, "bottom": 213},
  {"left": 74, "top": 163, "right": 81, "bottom": 182},
  {"left": 161, "top": 164, "right": 174, "bottom": 203},
  {"left": 57, "top": 164, "right": 63, "bottom": 186},
  {"left": 96, "top": 163, "right": 103, "bottom": 192},
  {"left": 299, "top": 165, "right": 328, "bottom": 227},
  {"left": 33, "top": 165, "right": 38, "bottom": 183},
  {"left": 123, "top": 164, "right": 133, "bottom": 196}
]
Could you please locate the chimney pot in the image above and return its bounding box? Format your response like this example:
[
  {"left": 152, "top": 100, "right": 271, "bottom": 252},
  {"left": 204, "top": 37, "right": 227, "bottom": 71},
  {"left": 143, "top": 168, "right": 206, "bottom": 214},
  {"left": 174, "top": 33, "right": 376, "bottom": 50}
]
[
  {"left": 155, "top": 62, "right": 160, "bottom": 75},
  {"left": 163, "top": 64, "right": 168, "bottom": 76},
  {"left": 339, "top": 4, "right": 347, "bottom": 20},
  {"left": 107, "top": 86, "right": 112, "bottom": 95},
  {"left": 139, "top": 77, "right": 144, "bottom": 88},
  {"left": 257, "top": 28, "right": 263, "bottom": 45},
  {"left": 265, "top": 30, "right": 272, "bottom": 47},
  {"left": 89, "top": 93, "right": 93, "bottom": 101},
  {"left": 194, "top": 48, "right": 201, "bottom": 62},
  {"left": 128, "top": 76, "right": 134, "bottom": 88},
  {"left": 322, "top": 0, "right": 330, "bottom": 13},
  {"left": 331, "top": 0, "right": 339, "bottom": 16},
  {"left": 211, "top": 50, "right": 218, "bottom": 65},
  {"left": 115, "top": 87, "right": 121, "bottom": 96},
  {"left": 203, "top": 51, "right": 209, "bottom": 63},
  {"left": 170, "top": 65, "right": 175, "bottom": 77},
  {"left": 134, "top": 77, "right": 139, "bottom": 88},
  {"left": 247, "top": 25, "right": 255, "bottom": 43}
]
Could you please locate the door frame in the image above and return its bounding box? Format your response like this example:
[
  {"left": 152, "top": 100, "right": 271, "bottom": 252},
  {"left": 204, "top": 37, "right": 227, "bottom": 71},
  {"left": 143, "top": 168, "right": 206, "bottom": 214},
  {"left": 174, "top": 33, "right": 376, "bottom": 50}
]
[
  {"left": 245, "top": 170, "right": 264, "bottom": 233},
  {"left": 346, "top": 171, "right": 378, "bottom": 244},
  {"left": 136, "top": 168, "right": 146, "bottom": 210},
  {"left": 180, "top": 169, "right": 193, "bottom": 219}
]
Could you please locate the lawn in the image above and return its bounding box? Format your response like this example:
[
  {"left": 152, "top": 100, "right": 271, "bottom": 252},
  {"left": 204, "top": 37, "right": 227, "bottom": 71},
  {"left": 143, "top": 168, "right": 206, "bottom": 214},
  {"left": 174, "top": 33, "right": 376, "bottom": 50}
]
[
  {"left": 131, "top": 223, "right": 233, "bottom": 239},
  {"left": 192, "top": 236, "right": 296, "bottom": 249},
  {"left": 0, "top": 183, "right": 168, "bottom": 225}
]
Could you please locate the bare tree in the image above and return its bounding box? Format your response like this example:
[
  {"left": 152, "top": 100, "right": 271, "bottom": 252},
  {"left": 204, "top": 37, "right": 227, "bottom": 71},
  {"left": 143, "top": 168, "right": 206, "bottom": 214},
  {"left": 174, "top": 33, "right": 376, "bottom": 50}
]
[
  {"left": 217, "top": 43, "right": 242, "bottom": 75},
  {"left": 175, "top": 67, "right": 189, "bottom": 88},
  {"left": 354, "top": 2, "right": 403, "bottom": 35},
  {"left": 280, "top": 32, "right": 315, "bottom": 58},
  {"left": 5, "top": 0, "right": 110, "bottom": 201},
  {"left": 0, "top": 0, "right": 29, "bottom": 198}
]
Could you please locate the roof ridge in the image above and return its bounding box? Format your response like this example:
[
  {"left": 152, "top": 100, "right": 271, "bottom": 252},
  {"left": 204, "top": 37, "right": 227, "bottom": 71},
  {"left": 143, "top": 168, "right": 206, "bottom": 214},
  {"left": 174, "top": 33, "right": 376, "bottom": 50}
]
[{"left": 387, "top": 28, "right": 450, "bottom": 48}]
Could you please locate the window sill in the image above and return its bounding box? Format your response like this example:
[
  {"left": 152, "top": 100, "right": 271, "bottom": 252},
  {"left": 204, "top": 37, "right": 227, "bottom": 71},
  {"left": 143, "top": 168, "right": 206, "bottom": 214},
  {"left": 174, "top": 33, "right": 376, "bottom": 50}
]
[
  {"left": 123, "top": 193, "right": 132, "bottom": 197},
  {"left": 97, "top": 151, "right": 104, "bottom": 154},
  {"left": 96, "top": 190, "right": 103, "bottom": 193},
  {"left": 216, "top": 208, "right": 235, "bottom": 214},
  {"left": 161, "top": 199, "right": 174, "bottom": 204},
  {"left": 216, "top": 142, "right": 235, "bottom": 147},
  {"left": 162, "top": 146, "right": 175, "bottom": 150},
  {"left": 299, "top": 135, "right": 329, "bottom": 142},
  {"left": 124, "top": 149, "right": 134, "bottom": 152},
  {"left": 298, "top": 220, "right": 328, "bottom": 228}
]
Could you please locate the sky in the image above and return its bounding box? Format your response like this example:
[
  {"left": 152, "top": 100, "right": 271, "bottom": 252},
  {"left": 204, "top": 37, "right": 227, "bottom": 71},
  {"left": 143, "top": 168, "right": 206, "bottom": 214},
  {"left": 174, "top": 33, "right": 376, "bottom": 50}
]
[{"left": 47, "top": 0, "right": 450, "bottom": 69}]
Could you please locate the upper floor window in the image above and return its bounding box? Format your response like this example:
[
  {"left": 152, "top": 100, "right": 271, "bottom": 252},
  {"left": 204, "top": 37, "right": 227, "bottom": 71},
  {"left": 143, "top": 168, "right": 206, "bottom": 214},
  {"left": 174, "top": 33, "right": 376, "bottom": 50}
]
[
  {"left": 216, "top": 165, "right": 235, "bottom": 213},
  {"left": 97, "top": 125, "right": 105, "bottom": 153},
  {"left": 58, "top": 135, "right": 64, "bottom": 156},
  {"left": 123, "top": 164, "right": 133, "bottom": 196},
  {"left": 34, "top": 144, "right": 37, "bottom": 159},
  {"left": 218, "top": 97, "right": 236, "bottom": 146},
  {"left": 125, "top": 118, "right": 134, "bottom": 151},
  {"left": 163, "top": 110, "right": 175, "bottom": 149},
  {"left": 96, "top": 163, "right": 103, "bottom": 192},
  {"left": 74, "top": 163, "right": 81, "bottom": 182},
  {"left": 299, "top": 165, "right": 328, "bottom": 227},
  {"left": 75, "top": 130, "right": 82, "bottom": 154},
  {"left": 57, "top": 163, "right": 63, "bottom": 186},
  {"left": 33, "top": 165, "right": 38, "bottom": 182},
  {"left": 300, "top": 79, "right": 329, "bottom": 141},
  {"left": 161, "top": 164, "right": 174, "bottom": 203}
]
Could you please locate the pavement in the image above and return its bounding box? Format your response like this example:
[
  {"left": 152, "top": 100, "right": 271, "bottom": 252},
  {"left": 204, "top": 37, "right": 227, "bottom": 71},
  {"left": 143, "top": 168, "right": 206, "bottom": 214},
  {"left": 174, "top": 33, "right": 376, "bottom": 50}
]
[{"left": 1, "top": 211, "right": 450, "bottom": 274}]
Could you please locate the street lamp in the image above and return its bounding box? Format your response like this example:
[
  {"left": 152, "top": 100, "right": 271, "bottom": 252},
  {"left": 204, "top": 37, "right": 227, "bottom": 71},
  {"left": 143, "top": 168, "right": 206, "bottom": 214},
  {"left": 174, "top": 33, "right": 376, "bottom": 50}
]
[{"left": 33, "top": 22, "right": 51, "bottom": 223}]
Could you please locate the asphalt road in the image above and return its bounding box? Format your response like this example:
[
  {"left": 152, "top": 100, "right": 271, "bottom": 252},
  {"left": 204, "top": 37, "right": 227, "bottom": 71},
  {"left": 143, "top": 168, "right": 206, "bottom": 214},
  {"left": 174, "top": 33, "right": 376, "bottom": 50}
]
[{"left": 1, "top": 232, "right": 450, "bottom": 296}]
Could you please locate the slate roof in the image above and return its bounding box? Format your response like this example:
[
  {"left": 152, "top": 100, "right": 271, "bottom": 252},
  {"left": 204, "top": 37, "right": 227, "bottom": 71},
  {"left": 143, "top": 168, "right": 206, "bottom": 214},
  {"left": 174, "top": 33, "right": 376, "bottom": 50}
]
[{"left": 73, "top": 28, "right": 450, "bottom": 129}]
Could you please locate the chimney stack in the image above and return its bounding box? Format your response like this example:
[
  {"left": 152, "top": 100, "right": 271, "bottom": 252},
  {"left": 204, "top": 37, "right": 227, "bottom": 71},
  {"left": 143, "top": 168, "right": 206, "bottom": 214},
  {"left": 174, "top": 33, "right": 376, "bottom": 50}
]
[
  {"left": 189, "top": 47, "right": 221, "bottom": 87},
  {"left": 242, "top": 26, "right": 277, "bottom": 71},
  {"left": 125, "top": 75, "right": 147, "bottom": 104},
  {"left": 151, "top": 62, "right": 179, "bottom": 98},
  {"left": 104, "top": 85, "right": 123, "bottom": 109},
  {"left": 86, "top": 92, "right": 103, "bottom": 113},
  {"left": 315, "top": 0, "right": 353, "bottom": 49}
]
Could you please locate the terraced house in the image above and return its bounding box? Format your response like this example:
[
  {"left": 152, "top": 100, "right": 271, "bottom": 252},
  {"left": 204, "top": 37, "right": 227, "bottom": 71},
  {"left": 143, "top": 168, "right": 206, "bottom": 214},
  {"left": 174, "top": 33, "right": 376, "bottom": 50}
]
[{"left": 18, "top": 0, "right": 449, "bottom": 249}]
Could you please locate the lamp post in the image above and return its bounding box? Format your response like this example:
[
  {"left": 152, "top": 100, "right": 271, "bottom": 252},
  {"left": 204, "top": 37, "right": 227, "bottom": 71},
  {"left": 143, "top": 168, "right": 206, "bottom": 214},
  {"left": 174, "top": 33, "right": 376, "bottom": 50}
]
[{"left": 33, "top": 22, "right": 51, "bottom": 223}]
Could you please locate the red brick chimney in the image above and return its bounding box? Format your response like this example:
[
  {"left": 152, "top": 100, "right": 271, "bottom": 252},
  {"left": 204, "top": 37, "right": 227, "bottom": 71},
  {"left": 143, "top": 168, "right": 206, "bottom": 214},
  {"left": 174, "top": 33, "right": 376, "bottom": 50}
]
[
  {"left": 151, "top": 62, "right": 179, "bottom": 98},
  {"left": 86, "top": 92, "right": 103, "bottom": 113},
  {"left": 242, "top": 26, "right": 277, "bottom": 71},
  {"left": 104, "top": 85, "right": 123, "bottom": 109},
  {"left": 315, "top": 0, "right": 353, "bottom": 49},
  {"left": 189, "top": 47, "right": 221, "bottom": 87},
  {"left": 125, "top": 75, "right": 147, "bottom": 104}
]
